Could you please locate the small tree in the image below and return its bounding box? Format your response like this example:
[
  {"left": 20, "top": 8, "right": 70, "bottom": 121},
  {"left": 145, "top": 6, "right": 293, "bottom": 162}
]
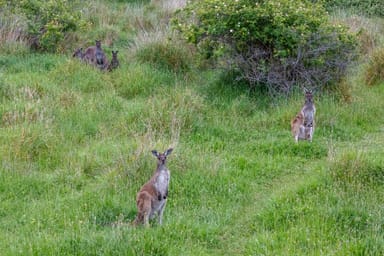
[{"left": 173, "top": 0, "right": 358, "bottom": 95}]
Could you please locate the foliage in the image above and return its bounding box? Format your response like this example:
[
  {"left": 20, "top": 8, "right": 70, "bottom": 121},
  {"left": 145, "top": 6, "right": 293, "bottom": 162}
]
[
  {"left": 364, "top": 47, "right": 384, "bottom": 86},
  {"left": 0, "top": 0, "right": 86, "bottom": 52},
  {"left": 173, "top": 0, "right": 358, "bottom": 95},
  {"left": 320, "top": 0, "right": 384, "bottom": 17},
  {"left": 135, "top": 41, "right": 194, "bottom": 73}
]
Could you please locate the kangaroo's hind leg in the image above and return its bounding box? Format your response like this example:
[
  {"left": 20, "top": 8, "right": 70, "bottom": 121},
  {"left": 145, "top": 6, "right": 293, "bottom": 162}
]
[{"left": 157, "top": 200, "right": 167, "bottom": 225}]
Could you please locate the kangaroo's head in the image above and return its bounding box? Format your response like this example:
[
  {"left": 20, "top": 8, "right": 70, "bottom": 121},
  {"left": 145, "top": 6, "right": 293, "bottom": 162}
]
[
  {"left": 152, "top": 148, "right": 173, "bottom": 166},
  {"left": 72, "top": 48, "right": 83, "bottom": 58},
  {"left": 304, "top": 90, "right": 313, "bottom": 104},
  {"left": 95, "top": 40, "right": 102, "bottom": 48},
  {"left": 112, "top": 50, "right": 119, "bottom": 59}
]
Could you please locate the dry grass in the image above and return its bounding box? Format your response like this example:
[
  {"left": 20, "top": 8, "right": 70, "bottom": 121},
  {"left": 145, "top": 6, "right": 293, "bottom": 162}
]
[
  {"left": 153, "top": 0, "right": 187, "bottom": 13},
  {"left": 0, "top": 14, "right": 27, "bottom": 42},
  {"left": 364, "top": 47, "right": 384, "bottom": 86},
  {"left": 331, "top": 11, "right": 384, "bottom": 56}
]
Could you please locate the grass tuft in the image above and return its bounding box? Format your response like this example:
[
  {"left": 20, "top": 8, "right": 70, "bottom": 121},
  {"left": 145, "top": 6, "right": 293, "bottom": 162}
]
[
  {"left": 330, "top": 150, "right": 384, "bottom": 188},
  {"left": 364, "top": 47, "right": 384, "bottom": 86}
]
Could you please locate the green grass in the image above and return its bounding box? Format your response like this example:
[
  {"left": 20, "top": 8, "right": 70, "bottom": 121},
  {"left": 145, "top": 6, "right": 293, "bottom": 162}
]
[{"left": 0, "top": 1, "right": 384, "bottom": 255}]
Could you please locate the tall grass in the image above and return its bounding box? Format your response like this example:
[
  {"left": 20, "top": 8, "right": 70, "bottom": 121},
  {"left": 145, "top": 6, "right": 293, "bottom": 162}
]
[
  {"left": 0, "top": 7, "right": 29, "bottom": 53},
  {"left": 330, "top": 10, "right": 384, "bottom": 56},
  {"left": 364, "top": 47, "right": 384, "bottom": 86}
]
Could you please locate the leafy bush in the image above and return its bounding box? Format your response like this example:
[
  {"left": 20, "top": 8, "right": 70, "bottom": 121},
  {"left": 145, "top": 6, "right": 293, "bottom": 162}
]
[
  {"left": 320, "top": 0, "right": 384, "bottom": 17},
  {"left": 364, "top": 47, "right": 384, "bottom": 86},
  {"left": 173, "top": 0, "right": 358, "bottom": 95},
  {"left": 0, "top": 0, "right": 86, "bottom": 52}
]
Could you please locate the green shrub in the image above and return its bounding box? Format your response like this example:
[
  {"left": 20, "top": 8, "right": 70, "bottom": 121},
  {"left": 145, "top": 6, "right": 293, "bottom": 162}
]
[
  {"left": 173, "top": 0, "right": 358, "bottom": 95},
  {"left": 365, "top": 47, "right": 384, "bottom": 86},
  {"left": 1, "top": 0, "right": 86, "bottom": 52}
]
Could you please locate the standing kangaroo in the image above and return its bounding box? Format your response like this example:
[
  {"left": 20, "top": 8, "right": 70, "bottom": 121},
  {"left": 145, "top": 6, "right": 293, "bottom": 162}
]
[
  {"left": 133, "top": 148, "right": 173, "bottom": 227},
  {"left": 95, "top": 40, "right": 108, "bottom": 70},
  {"left": 83, "top": 40, "right": 108, "bottom": 70},
  {"left": 107, "top": 50, "right": 119, "bottom": 71},
  {"left": 291, "top": 90, "right": 316, "bottom": 142}
]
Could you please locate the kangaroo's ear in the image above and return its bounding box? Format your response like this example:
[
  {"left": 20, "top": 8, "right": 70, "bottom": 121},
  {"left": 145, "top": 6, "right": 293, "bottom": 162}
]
[
  {"left": 304, "top": 87, "right": 313, "bottom": 95},
  {"left": 152, "top": 150, "right": 159, "bottom": 157},
  {"left": 165, "top": 148, "right": 173, "bottom": 156}
]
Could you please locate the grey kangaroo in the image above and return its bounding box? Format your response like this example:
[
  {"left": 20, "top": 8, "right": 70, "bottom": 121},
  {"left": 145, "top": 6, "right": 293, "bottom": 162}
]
[
  {"left": 291, "top": 90, "right": 316, "bottom": 142},
  {"left": 83, "top": 40, "right": 108, "bottom": 70},
  {"left": 133, "top": 148, "right": 173, "bottom": 227},
  {"left": 72, "top": 48, "right": 84, "bottom": 59}
]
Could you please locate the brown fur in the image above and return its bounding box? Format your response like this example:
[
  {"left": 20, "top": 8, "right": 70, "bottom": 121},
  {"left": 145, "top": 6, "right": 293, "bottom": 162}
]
[
  {"left": 83, "top": 45, "right": 96, "bottom": 65},
  {"left": 291, "top": 111, "right": 305, "bottom": 143}
]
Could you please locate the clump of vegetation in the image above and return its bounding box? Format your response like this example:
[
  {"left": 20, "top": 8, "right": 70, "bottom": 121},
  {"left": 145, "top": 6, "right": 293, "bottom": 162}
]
[
  {"left": 330, "top": 151, "right": 384, "bottom": 188},
  {"left": 0, "top": 0, "right": 86, "bottom": 52},
  {"left": 321, "top": 0, "right": 384, "bottom": 17},
  {"left": 364, "top": 47, "right": 384, "bottom": 86},
  {"left": 173, "top": 0, "right": 358, "bottom": 95},
  {"left": 135, "top": 40, "right": 194, "bottom": 72}
]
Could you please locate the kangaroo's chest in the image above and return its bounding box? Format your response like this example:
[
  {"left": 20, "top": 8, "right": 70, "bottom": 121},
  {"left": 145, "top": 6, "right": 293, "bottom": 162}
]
[
  {"left": 302, "top": 105, "right": 315, "bottom": 124},
  {"left": 155, "top": 170, "right": 170, "bottom": 195}
]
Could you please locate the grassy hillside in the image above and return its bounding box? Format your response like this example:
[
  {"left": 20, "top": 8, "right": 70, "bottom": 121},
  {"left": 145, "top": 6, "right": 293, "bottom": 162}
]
[{"left": 1, "top": 1, "right": 384, "bottom": 255}]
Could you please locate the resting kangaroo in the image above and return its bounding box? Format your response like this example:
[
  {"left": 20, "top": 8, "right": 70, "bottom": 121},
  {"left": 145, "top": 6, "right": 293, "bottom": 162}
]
[
  {"left": 72, "top": 48, "right": 84, "bottom": 59},
  {"left": 133, "top": 148, "right": 173, "bottom": 227},
  {"left": 291, "top": 90, "right": 316, "bottom": 142}
]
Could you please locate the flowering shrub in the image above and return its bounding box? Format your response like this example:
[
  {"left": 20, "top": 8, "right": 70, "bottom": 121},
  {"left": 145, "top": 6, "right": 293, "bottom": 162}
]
[{"left": 173, "top": 0, "right": 358, "bottom": 95}]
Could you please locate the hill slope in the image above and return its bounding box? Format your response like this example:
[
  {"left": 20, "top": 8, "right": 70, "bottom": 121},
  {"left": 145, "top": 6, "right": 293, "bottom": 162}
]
[{"left": 0, "top": 1, "right": 384, "bottom": 255}]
